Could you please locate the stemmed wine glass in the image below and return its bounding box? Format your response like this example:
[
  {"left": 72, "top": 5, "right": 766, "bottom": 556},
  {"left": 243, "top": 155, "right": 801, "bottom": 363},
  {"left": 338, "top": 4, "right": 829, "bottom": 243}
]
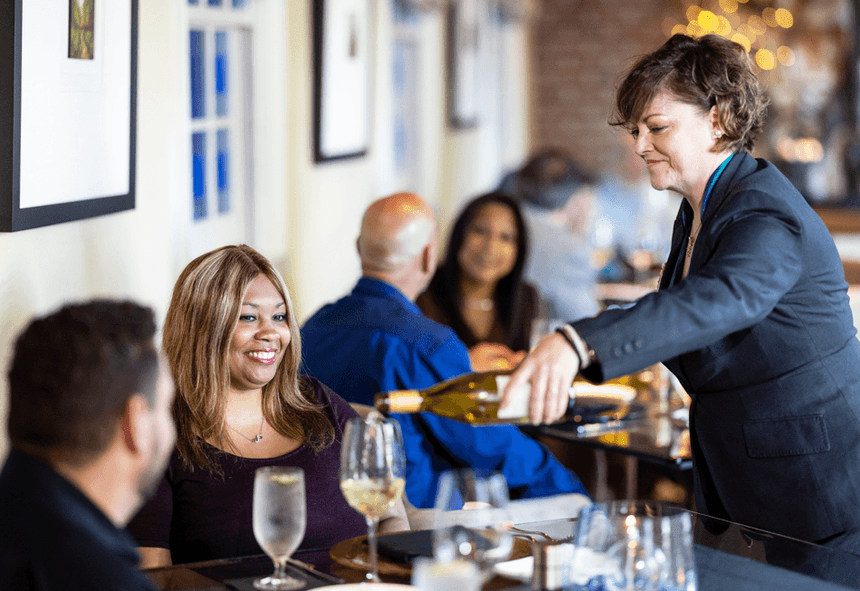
[
  {"left": 252, "top": 466, "right": 307, "bottom": 590},
  {"left": 339, "top": 411, "right": 406, "bottom": 582},
  {"left": 432, "top": 469, "right": 514, "bottom": 584}
]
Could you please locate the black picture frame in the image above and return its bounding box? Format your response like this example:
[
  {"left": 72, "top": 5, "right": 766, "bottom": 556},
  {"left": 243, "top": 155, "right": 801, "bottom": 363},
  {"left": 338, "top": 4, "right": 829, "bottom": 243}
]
[
  {"left": 312, "top": 0, "right": 372, "bottom": 163},
  {"left": 0, "top": 0, "right": 137, "bottom": 232},
  {"left": 447, "top": 0, "right": 479, "bottom": 129}
]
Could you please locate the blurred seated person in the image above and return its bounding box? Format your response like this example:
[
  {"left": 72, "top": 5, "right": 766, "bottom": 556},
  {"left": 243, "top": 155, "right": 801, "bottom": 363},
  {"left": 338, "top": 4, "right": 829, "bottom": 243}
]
[
  {"left": 417, "top": 191, "right": 536, "bottom": 370},
  {"left": 301, "top": 193, "right": 590, "bottom": 508},
  {"left": 128, "top": 245, "right": 407, "bottom": 568},
  {"left": 592, "top": 135, "right": 681, "bottom": 276},
  {"left": 0, "top": 301, "right": 174, "bottom": 590},
  {"left": 500, "top": 149, "right": 601, "bottom": 321}
]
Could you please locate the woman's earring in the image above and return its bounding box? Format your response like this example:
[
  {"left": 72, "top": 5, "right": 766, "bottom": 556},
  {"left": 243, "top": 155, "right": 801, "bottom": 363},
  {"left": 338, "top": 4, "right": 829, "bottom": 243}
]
[{"left": 715, "top": 130, "right": 723, "bottom": 139}]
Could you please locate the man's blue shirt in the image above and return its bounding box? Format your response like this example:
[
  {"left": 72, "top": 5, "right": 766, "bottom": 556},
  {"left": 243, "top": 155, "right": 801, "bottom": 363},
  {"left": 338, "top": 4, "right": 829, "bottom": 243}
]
[{"left": 301, "top": 277, "right": 587, "bottom": 508}]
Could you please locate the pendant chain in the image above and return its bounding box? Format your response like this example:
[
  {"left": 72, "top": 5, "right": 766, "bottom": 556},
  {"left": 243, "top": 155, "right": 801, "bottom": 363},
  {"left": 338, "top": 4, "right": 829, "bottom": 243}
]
[{"left": 229, "top": 416, "right": 265, "bottom": 444}]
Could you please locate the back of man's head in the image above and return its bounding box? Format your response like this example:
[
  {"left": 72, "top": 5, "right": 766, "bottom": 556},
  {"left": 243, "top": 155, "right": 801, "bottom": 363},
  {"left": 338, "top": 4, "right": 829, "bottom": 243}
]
[
  {"left": 358, "top": 192, "right": 436, "bottom": 280},
  {"left": 7, "top": 300, "right": 159, "bottom": 467}
]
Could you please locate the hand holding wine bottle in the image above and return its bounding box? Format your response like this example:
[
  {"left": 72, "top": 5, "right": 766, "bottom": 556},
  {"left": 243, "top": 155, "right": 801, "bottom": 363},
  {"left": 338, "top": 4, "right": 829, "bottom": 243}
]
[
  {"left": 375, "top": 333, "right": 581, "bottom": 426},
  {"left": 502, "top": 331, "right": 581, "bottom": 424}
]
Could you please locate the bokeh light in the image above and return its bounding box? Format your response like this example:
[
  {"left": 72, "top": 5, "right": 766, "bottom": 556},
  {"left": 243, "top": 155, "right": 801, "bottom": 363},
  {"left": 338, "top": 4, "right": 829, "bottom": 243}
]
[
  {"left": 737, "top": 23, "right": 757, "bottom": 43},
  {"left": 672, "top": 24, "right": 689, "bottom": 36},
  {"left": 662, "top": 17, "right": 680, "bottom": 37},
  {"left": 698, "top": 10, "right": 718, "bottom": 31},
  {"left": 748, "top": 15, "right": 767, "bottom": 35},
  {"left": 731, "top": 32, "right": 751, "bottom": 52},
  {"left": 719, "top": 0, "right": 738, "bottom": 13},
  {"left": 687, "top": 21, "right": 706, "bottom": 37},
  {"left": 775, "top": 8, "right": 793, "bottom": 28},
  {"left": 795, "top": 138, "right": 824, "bottom": 162},
  {"left": 777, "top": 45, "right": 796, "bottom": 66},
  {"left": 686, "top": 5, "right": 703, "bottom": 22},
  {"left": 755, "top": 48, "right": 776, "bottom": 70},
  {"left": 715, "top": 15, "right": 732, "bottom": 36},
  {"left": 762, "top": 7, "right": 778, "bottom": 27}
]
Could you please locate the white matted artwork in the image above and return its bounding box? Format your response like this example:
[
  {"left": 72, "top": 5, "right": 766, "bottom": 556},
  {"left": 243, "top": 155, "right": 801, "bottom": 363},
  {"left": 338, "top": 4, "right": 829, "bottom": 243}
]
[
  {"left": 447, "top": 0, "right": 480, "bottom": 129},
  {"left": 312, "top": 0, "right": 371, "bottom": 162},
  {"left": 1, "top": 0, "right": 137, "bottom": 231}
]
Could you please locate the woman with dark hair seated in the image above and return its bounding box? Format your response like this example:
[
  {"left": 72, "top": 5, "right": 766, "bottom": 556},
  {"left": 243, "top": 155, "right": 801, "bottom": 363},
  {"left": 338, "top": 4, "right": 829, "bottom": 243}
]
[{"left": 417, "top": 191, "right": 538, "bottom": 370}]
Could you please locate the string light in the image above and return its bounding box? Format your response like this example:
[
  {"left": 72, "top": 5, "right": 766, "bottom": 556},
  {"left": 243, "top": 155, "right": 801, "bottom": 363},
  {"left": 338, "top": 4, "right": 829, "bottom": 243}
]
[
  {"left": 755, "top": 48, "right": 776, "bottom": 70},
  {"left": 775, "top": 8, "right": 793, "bottom": 28},
  {"left": 666, "top": 2, "right": 796, "bottom": 70}
]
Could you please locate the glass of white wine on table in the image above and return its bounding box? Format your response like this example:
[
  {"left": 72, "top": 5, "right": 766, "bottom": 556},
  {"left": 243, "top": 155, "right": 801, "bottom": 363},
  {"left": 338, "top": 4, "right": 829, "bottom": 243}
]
[
  {"left": 252, "top": 466, "right": 307, "bottom": 590},
  {"left": 339, "top": 411, "right": 406, "bottom": 582}
]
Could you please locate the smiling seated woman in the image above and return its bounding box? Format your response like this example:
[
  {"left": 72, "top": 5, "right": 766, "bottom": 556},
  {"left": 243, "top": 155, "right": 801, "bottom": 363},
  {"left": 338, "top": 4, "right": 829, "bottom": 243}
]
[
  {"left": 127, "top": 245, "right": 408, "bottom": 568},
  {"left": 417, "top": 192, "right": 538, "bottom": 371}
]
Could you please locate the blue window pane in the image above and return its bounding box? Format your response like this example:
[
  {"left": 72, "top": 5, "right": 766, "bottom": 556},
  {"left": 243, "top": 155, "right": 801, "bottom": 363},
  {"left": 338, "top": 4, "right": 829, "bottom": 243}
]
[
  {"left": 190, "top": 31, "right": 205, "bottom": 119},
  {"left": 188, "top": 0, "right": 198, "bottom": 4},
  {"left": 233, "top": 0, "right": 246, "bottom": 7},
  {"left": 192, "top": 133, "right": 207, "bottom": 220},
  {"left": 215, "top": 31, "right": 228, "bottom": 117},
  {"left": 217, "top": 129, "right": 230, "bottom": 214},
  {"left": 393, "top": 0, "right": 418, "bottom": 23},
  {"left": 209, "top": 0, "right": 222, "bottom": 5}
]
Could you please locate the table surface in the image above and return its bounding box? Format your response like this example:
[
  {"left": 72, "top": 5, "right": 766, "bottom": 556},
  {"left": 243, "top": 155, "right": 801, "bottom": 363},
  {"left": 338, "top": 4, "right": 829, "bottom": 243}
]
[
  {"left": 144, "top": 509, "right": 860, "bottom": 591},
  {"left": 527, "top": 391, "right": 693, "bottom": 470}
]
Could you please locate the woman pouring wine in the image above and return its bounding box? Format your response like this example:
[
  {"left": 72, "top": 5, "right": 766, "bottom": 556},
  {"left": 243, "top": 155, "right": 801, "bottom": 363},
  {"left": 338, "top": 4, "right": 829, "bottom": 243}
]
[{"left": 505, "top": 33, "right": 860, "bottom": 548}]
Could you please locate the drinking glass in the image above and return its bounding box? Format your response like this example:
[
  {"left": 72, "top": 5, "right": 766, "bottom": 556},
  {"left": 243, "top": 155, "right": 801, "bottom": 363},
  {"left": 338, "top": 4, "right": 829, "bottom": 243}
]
[
  {"left": 339, "top": 412, "right": 406, "bottom": 582},
  {"left": 432, "top": 469, "right": 514, "bottom": 583},
  {"left": 252, "top": 466, "right": 307, "bottom": 590},
  {"left": 573, "top": 501, "right": 667, "bottom": 591},
  {"left": 572, "top": 501, "right": 697, "bottom": 590}
]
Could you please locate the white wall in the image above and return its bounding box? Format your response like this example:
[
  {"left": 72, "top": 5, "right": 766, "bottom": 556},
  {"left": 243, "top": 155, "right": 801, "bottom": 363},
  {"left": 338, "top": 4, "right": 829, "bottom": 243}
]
[{"left": 0, "top": 0, "right": 533, "bottom": 457}]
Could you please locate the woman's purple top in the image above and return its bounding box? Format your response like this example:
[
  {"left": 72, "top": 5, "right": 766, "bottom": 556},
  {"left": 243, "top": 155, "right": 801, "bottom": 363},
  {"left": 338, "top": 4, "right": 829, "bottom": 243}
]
[{"left": 126, "top": 376, "right": 368, "bottom": 564}]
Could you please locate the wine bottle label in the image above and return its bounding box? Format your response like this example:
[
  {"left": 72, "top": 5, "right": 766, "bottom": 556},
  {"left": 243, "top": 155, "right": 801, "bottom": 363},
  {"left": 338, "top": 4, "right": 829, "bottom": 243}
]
[
  {"left": 494, "top": 375, "right": 530, "bottom": 420},
  {"left": 385, "top": 390, "right": 423, "bottom": 413}
]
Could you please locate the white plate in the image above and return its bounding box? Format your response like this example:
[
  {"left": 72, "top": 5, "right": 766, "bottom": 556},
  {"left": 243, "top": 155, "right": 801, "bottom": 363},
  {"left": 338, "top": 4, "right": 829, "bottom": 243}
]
[
  {"left": 493, "top": 556, "right": 534, "bottom": 581},
  {"left": 313, "top": 585, "right": 417, "bottom": 590}
]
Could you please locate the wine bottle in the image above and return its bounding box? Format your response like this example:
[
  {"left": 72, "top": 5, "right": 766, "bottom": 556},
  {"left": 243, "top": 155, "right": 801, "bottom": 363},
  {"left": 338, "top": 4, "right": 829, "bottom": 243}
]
[
  {"left": 375, "top": 370, "right": 542, "bottom": 425},
  {"left": 374, "top": 369, "right": 647, "bottom": 425}
]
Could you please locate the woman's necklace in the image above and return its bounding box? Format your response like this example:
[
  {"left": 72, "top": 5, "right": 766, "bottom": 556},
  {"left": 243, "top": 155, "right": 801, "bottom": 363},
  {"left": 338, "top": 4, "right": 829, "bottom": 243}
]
[
  {"left": 229, "top": 416, "right": 265, "bottom": 443},
  {"left": 683, "top": 219, "right": 703, "bottom": 278},
  {"left": 465, "top": 297, "right": 494, "bottom": 312}
]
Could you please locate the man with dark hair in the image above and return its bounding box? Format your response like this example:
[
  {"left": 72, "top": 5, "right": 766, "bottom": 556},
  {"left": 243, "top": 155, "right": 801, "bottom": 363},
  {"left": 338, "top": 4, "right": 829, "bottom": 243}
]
[{"left": 0, "top": 300, "right": 175, "bottom": 590}]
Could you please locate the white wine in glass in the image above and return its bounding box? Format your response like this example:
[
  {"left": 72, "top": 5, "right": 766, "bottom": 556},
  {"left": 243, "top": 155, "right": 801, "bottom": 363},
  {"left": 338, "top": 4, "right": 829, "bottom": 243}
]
[
  {"left": 339, "top": 412, "right": 406, "bottom": 582},
  {"left": 252, "top": 466, "right": 307, "bottom": 590}
]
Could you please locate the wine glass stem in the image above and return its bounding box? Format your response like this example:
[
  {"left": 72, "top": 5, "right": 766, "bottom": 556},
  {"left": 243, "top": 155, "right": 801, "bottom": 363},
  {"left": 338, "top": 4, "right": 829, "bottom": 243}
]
[
  {"left": 273, "top": 556, "right": 288, "bottom": 581},
  {"left": 366, "top": 516, "right": 380, "bottom": 582}
]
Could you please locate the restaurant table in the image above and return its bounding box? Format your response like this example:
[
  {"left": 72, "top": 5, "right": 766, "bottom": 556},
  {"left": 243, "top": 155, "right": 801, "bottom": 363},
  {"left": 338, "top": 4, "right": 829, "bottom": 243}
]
[
  {"left": 523, "top": 390, "right": 692, "bottom": 502},
  {"left": 143, "top": 509, "right": 860, "bottom": 591}
]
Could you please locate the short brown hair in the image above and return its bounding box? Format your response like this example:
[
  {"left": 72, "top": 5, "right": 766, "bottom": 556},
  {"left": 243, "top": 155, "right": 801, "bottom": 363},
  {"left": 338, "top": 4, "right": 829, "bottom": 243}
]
[
  {"left": 8, "top": 300, "right": 159, "bottom": 466},
  {"left": 611, "top": 34, "right": 769, "bottom": 153},
  {"left": 164, "top": 244, "right": 333, "bottom": 471}
]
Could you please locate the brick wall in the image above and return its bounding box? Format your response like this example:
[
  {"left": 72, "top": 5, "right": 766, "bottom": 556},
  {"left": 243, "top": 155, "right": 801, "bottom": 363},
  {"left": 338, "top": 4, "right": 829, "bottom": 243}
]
[{"left": 532, "top": 0, "right": 682, "bottom": 176}]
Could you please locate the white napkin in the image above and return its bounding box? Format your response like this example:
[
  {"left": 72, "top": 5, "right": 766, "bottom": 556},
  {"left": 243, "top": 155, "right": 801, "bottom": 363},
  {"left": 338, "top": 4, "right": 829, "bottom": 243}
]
[{"left": 492, "top": 548, "right": 619, "bottom": 585}]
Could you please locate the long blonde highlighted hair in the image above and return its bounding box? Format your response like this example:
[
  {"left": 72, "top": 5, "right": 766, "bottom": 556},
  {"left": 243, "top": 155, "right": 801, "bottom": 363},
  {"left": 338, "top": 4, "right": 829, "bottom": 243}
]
[{"left": 164, "top": 244, "right": 333, "bottom": 470}]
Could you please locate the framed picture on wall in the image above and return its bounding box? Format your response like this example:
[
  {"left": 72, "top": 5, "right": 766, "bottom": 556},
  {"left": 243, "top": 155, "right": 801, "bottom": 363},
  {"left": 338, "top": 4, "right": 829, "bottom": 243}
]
[
  {"left": 312, "top": 0, "right": 372, "bottom": 163},
  {"left": 447, "top": 0, "right": 480, "bottom": 129},
  {"left": 0, "top": 0, "right": 138, "bottom": 232}
]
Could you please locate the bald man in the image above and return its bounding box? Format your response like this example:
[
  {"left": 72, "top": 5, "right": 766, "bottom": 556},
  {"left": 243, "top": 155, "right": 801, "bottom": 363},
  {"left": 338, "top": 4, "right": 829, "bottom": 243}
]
[{"left": 301, "top": 193, "right": 587, "bottom": 509}]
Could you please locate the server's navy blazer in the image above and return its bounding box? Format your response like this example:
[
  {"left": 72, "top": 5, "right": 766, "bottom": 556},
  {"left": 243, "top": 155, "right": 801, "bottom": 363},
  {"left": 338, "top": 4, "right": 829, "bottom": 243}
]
[{"left": 573, "top": 152, "right": 860, "bottom": 542}]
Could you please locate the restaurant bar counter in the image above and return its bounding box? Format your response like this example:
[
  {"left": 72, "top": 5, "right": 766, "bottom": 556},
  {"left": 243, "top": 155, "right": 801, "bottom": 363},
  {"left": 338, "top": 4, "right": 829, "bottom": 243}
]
[{"left": 144, "top": 509, "right": 860, "bottom": 591}]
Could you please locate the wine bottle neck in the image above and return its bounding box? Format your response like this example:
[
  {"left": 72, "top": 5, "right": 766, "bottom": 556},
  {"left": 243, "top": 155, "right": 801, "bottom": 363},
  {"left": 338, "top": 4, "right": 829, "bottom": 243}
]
[{"left": 375, "top": 390, "right": 423, "bottom": 414}]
